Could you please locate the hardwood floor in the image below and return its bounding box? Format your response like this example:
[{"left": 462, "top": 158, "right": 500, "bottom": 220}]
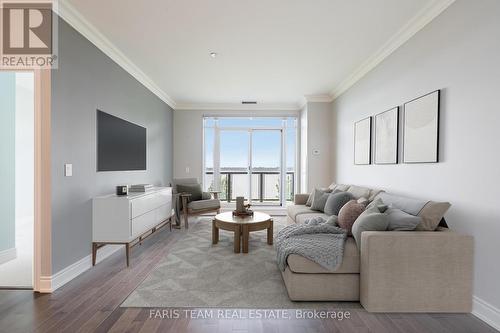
[{"left": 0, "top": 219, "right": 497, "bottom": 333}]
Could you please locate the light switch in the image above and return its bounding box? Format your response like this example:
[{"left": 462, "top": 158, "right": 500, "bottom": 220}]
[
  {"left": 312, "top": 149, "right": 320, "bottom": 155},
  {"left": 185, "top": 166, "right": 190, "bottom": 174},
  {"left": 65, "top": 164, "right": 73, "bottom": 177}
]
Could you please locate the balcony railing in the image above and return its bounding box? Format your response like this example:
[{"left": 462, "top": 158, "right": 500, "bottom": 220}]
[{"left": 204, "top": 168, "right": 295, "bottom": 203}]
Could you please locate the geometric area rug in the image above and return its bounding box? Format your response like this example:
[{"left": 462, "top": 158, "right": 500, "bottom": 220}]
[{"left": 121, "top": 216, "right": 360, "bottom": 309}]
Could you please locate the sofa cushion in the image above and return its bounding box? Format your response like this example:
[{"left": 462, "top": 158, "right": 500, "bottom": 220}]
[
  {"left": 386, "top": 208, "right": 422, "bottom": 231},
  {"left": 296, "top": 213, "right": 329, "bottom": 224},
  {"left": 287, "top": 237, "right": 359, "bottom": 274},
  {"left": 177, "top": 183, "right": 203, "bottom": 201},
  {"left": 376, "top": 192, "right": 427, "bottom": 216},
  {"left": 306, "top": 187, "right": 331, "bottom": 207},
  {"left": 311, "top": 189, "right": 330, "bottom": 211},
  {"left": 338, "top": 200, "right": 367, "bottom": 234},
  {"left": 172, "top": 178, "right": 198, "bottom": 194},
  {"left": 416, "top": 201, "right": 451, "bottom": 231},
  {"left": 334, "top": 184, "right": 350, "bottom": 192},
  {"left": 368, "top": 189, "right": 384, "bottom": 201},
  {"left": 347, "top": 185, "right": 371, "bottom": 199},
  {"left": 188, "top": 199, "right": 220, "bottom": 211},
  {"left": 351, "top": 202, "right": 389, "bottom": 249},
  {"left": 287, "top": 204, "right": 315, "bottom": 220},
  {"left": 324, "top": 191, "right": 354, "bottom": 216}
]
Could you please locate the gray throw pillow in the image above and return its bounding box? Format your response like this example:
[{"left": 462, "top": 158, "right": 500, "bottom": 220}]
[
  {"left": 176, "top": 183, "right": 203, "bottom": 201},
  {"left": 351, "top": 204, "right": 389, "bottom": 249},
  {"left": 386, "top": 208, "right": 422, "bottom": 231},
  {"left": 306, "top": 187, "right": 331, "bottom": 207},
  {"left": 323, "top": 192, "right": 354, "bottom": 216},
  {"left": 311, "top": 189, "right": 330, "bottom": 211},
  {"left": 366, "top": 197, "right": 388, "bottom": 213}
]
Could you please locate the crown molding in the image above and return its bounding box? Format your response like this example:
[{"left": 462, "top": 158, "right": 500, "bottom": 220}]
[
  {"left": 55, "top": 0, "right": 177, "bottom": 109},
  {"left": 174, "top": 102, "right": 302, "bottom": 111},
  {"left": 304, "top": 94, "right": 334, "bottom": 103},
  {"left": 330, "top": 0, "right": 456, "bottom": 100}
]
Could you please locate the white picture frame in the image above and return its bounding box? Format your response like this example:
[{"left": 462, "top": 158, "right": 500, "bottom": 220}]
[
  {"left": 374, "top": 107, "right": 399, "bottom": 164},
  {"left": 403, "top": 90, "right": 440, "bottom": 163},
  {"left": 354, "top": 117, "right": 372, "bottom": 165}
]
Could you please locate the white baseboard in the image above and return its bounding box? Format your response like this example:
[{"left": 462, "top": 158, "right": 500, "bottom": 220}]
[
  {"left": 51, "top": 244, "right": 122, "bottom": 292},
  {"left": 473, "top": 296, "right": 500, "bottom": 331},
  {"left": 0, "top": 247, "right": 17, "bottom": 265}
]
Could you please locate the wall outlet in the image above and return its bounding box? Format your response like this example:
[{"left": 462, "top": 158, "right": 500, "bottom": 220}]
[
  {"left": 312, "top": 148, "right": 320, "bottom": 155},
  {"left": 65, "top": 164, "right": 73, "bottom": 177}
]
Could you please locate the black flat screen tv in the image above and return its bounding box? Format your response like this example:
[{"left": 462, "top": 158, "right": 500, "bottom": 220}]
[{"left": 97, "top": 110, "right": 146, "bottom": 171}]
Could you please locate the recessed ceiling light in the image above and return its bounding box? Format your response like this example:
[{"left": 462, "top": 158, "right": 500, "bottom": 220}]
[{"left": 210, "top": 52, "right": 217, "bottom": 58}]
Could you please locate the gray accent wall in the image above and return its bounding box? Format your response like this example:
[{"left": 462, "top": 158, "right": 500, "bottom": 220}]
[
  {"left": 0, "top": 73, "right": 16, "bottom": 252},
  {"left": 51, "top": 18, "right": 173, "bottom": 273},
  {"left": 332, "top": 0, "right": 500, "bottom": 313}
]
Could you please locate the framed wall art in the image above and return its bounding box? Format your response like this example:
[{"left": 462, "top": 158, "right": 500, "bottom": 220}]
[
  {"left": 374, "top": 107, "right": 399, "bottom": 164},
  {"left": 354, "top": 117, "right": 372, "bottom": 165},
  {"left": 403, "top": 90, "right": 440, "bottom": 163}
]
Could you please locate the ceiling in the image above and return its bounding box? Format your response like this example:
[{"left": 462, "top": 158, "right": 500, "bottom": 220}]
[{"left": 61, "top": 0, "right": 453, "bottom": 109}]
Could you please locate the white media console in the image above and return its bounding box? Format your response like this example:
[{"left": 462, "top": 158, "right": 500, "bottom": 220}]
[{"left": 92, "top": 187, "right": 173, "bottom": 266}]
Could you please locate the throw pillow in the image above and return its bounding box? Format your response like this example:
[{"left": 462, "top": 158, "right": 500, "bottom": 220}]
[
  {"left": 305, "top": 187, "right": 331, "bottom": 207},
  {"left": 351, "top": 204, "right": 389, "bottom": 249},
  {"left": 323, "top": 191, "right": 354, "bottom": 216},
  {"left": 337, "top": 200, "right": 366, "bottom": 234},
  {"left": 176, "top": 183, "right": 203, "bottom": 202},
  {"left": 366, "top": 197, "right": 388, "bottom": 212},
  {"left": 311, "top": 189, "right": 330, "bottom": 211},
  {"left": 386, "top": 208, "right": 422, "bottom": 231},
  {"left": 334, "top": 184, "right": 350, "bottom": 192},
  {"left": 416, "top": 201, "right": 451, "bottom": 231}
]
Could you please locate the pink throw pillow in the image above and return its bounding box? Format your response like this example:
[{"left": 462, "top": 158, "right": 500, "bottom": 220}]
[{"left": 338, "top": 200, "right": 366, "bottom": 234}]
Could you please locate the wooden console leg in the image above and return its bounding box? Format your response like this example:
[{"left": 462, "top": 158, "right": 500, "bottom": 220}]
[
  {"left": 125, "top": 243, "right": 130, "bottom": 267},
  {"left": 92, "top": 243, "right": 97, "bottom": 266}
]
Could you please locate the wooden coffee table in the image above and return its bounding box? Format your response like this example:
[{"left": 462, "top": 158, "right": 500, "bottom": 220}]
[{"left": 212, "top": 212, "right": 273, "bottom": 253}]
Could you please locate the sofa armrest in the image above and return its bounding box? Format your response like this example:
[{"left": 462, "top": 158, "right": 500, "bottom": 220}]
[
  {"left": 294, "top": 193, "right": 310, "bottom": 205},
  {"left": 360, "top": 230, "right": 473, "bottom": 312}
]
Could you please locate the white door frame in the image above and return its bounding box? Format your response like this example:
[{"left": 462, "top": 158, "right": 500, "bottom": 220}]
[{"left": 1, "top": 69, "right": 52, "bottom": 292}]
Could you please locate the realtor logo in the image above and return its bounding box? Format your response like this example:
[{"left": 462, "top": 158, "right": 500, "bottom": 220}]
[
  {"left": 2, "top": 2, "right": 52, "bottom": 54},
  {"left": 0, "top": 0, "right": 57, "bottom": 68}
]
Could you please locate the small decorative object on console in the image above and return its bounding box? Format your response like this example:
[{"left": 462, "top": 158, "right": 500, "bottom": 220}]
[
  {"left": 129, "top": 184, "right": 154, "bottom": 192},
  {"left": 116, "top": 185, "right": 128, "bottom": 196}
]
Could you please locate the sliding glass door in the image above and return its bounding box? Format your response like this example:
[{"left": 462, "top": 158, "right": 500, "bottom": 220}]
[
  {"left": 204, "top": 117, "right": 296, "bottom": 206},
  {"left": 251, "top": 130, "right": 283, "bottom": 205},
  {"left": 220, "top": 130, "right": 250, "bottom": 202}
]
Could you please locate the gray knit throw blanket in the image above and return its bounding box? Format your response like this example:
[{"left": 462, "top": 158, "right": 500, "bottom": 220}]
[{"left": 275, "top": 219, "right": 347, "bottom": 272}]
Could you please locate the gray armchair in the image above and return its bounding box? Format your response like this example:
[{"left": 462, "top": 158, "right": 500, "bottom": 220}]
[{"left": 172, "top": 178, "right": 221, "bottom": 229}]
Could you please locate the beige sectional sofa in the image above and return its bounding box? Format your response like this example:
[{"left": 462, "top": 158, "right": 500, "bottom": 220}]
[{"left": 283, "top": 184, "right": 473, "bottom": 312}]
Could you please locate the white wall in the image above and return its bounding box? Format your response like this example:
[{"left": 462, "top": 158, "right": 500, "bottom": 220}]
[
  {"left": 173, "top": 109, "right": 299, "bottom": 183},
  {"left": 332, "top": 0, "right": 500, "bottom": 322},
  {"left": 305, "top": 102, "right": 333, "bottom": 191}
]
